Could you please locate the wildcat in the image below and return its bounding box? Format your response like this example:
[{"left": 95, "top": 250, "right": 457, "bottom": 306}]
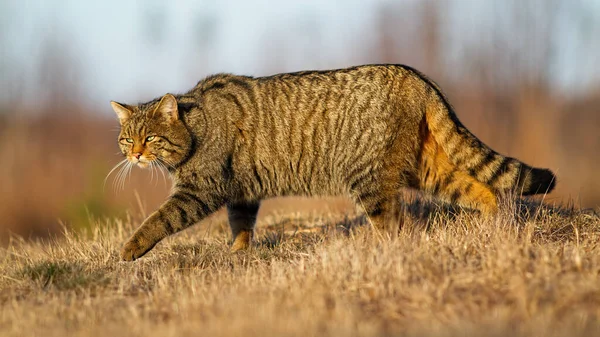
[{"left": 110, "top": 64, "right": 556, "bottom": 261}]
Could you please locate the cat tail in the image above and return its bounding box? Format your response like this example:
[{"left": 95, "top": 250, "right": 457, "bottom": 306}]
[{"left": 408, "top": 67, "right": 557, "bottom": 196}]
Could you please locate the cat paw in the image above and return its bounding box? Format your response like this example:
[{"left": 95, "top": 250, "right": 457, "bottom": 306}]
[
  {"left": 120, "top": 238, "right": 153, "bottom": 261},
  {"left": 230, "top": 230, "right": 252, "bottom": 252}
]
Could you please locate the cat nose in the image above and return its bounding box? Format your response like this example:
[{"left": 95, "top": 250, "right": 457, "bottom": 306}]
[{"left": 132, "top": 152, "right": 142, "bottom": 159}]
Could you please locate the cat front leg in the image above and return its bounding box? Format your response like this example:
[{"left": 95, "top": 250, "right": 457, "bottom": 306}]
[{"left": 120, "top": 188, "right": 224, "bottom": 261}]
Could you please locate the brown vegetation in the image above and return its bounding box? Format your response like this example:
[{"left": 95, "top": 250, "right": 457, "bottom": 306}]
[{"left": 1, "top": 200, "right": 599, "bottom": 336}]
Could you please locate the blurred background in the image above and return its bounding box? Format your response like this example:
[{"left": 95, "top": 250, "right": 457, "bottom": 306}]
[{"left": 1, "top": 0, "right": 599, "bottom": 241}]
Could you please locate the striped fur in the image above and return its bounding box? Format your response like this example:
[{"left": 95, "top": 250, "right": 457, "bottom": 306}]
[{"left": 111, "top": 64, "right": 556, "bottom": 261}]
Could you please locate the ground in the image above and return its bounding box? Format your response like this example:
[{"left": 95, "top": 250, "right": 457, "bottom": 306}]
[{"left": 1, "top": 196, "right": 599, "bottom": 337}]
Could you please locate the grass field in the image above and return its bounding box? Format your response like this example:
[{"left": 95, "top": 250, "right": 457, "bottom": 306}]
[{"left": 1, "top": 196, "right": 599, "bottom": 337}]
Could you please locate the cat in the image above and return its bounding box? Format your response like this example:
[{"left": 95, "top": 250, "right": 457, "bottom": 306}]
[{"left": 110, "top": 64, "right": 556, "bottom": 261}]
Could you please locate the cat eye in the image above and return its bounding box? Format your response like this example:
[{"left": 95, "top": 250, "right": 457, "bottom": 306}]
[
  {"left": 125, "top": 138, "right": 134, "bottom": 143},
  {"left": 146, "top": 136, "right": 156, "bottom": 142}
]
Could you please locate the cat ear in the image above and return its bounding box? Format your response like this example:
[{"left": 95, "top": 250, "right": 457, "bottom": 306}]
[
  {"left": 152, "top": 94, "right": 178, "bottom": 122},
  {"left": 110, "top": 101, "right": 132, "bottom": 124}
]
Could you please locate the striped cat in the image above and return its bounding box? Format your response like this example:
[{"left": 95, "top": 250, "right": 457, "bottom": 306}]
[{"left": 110, "top": 64, "right": 556, "bottom": 261}]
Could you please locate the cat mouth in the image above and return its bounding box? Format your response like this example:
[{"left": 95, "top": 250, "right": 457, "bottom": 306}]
[{"left": 129, "top": 156, "right": 151, "bottom": 168}]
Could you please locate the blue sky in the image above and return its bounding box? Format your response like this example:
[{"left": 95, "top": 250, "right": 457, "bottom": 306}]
[{"left": 1, "top": 0, "right": 599, "bottom": 113}]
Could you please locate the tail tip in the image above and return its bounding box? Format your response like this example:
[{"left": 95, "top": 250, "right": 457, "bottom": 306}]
[{"left": 526, "top": 168, "right": 556, "bottom": 195}]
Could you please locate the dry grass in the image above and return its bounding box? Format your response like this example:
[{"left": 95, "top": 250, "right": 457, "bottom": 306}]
[{"left": 1, "top": 197, "right": 599, "bottom": 337}]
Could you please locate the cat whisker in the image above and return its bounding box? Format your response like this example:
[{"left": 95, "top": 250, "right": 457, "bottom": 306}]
[
  {"left": 115, "top": 160, "right": 133, "bottom": 192},
  {"left": 150, "top": 161, "right": 159, "bottom": 186},
  {"left": 159, "top": 157, "right": 176, "bottom": 169},
  {"left": 148, "top": 161, "right": 153, "bottom": 184},
  {"left": 113, "top": 161, "right": 129, "bottom": 192},
  {"left": 112, "top": 165, "right": 123, "bottom": 192},
  {"left": 156, "top": 157, "right": 169, "bottom": 170},
  {"left": 124, "top": 161, "right": 134, "bottom": 191},
  {"left": 104, "top": 159, "right": 128, "bottom": 192},
  {"left": 155, "top": 159, "right": 170, "bottom": 186}
]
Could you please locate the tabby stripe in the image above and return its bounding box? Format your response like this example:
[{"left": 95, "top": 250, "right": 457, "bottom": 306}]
[
  {"left": 175, "top": 182, "right": 197, "bottom": 191},
  {"left": 172, "top": 115, "right": 198, "bottom": 169},
  {"left": 487, "top": 157, "right": 511, "bottom": 185},
  {"left": 348, "top": 133, "right": 375, "bottom": 179},
  {"left": 351, "top": 92, "right": 376, "bottom": 164},
  {"left": 175, "top": 205, "right": 189, "bottom": 227},
  {"left": 252, "top": 166, "right": 264, "bottom": 193},
  {"left": 432, "top": 172, "right": 455, "bottom": 195},
  {"left": 468, "top": 151, "right": 496, "bottom": 177},
  {"left": 279, "top": 79, "right": 293, "bottom": 103},
  {"left": 225, "top": 93, "right": 245, "bottom": 112},
  {"left": 202, "top": 81, "right": 225, "bottom": 92},
  {"left": 171, "top": 193, "right": 189, "bottom": 205},
  {"left": 177, "top": 102, "right": 197, "bottom": 115},
  {"left": 297, "top": 109, "right": 312, "bottom": 177},
  {"left": 243, "top": 81, "right": 258, "bottom": 120},
  {"left": 193, "top": 194, "right": 213, "bottom": 216},
  {"left": 229, "top": 78, "right": 252, "bottom": 91},
  {"left": 385, "top": 72, "right": 395, "bottom": 103},
  {"left": 346, "top": 160, "right": 372, "bottom": 188},
  {"left": 326, "top": 93, "right": 344, "bottom": 171},
  {"left": 366, "top": 197, "right": 385, "bottom": 216},
  {"left": 268, "top": 94, "right": 279, "bottom": 163},
  {"left": 287, "top": 95, "right": 297, "bottom": 170},
  {"left": 442, "top": 171, "right": 455, "bottom": 188},
  {"left": 222, "top": 154, "right": 234, "bottom": 181},
  {"left": 322, "top": 89, "right": 336, "bottom": 172},
  {"left": 422, "top": 167, "right": 431, "bottom": 185},
  {"left": 450, "top": 190, "right": 462, "bottom": 204},
  {"left": 431, "top": 181, "right": 441, "bottom": 195},
  {"left": 514, "top": 165, "right": 529, "bottom": 191},
  {"left": 445, "top": 131, "right": 465, "bottom": 159},
  {"left": 450, "top": 133, "right": 472, "bottom": 167},
  {"left": 332, "top": 95, "right": 357, "bottom": 172},
  {"left": 248, "top": 86, "right": 262, "bottom": 183},
  {"left": 295, "top": 148, "right": 304, "bottom": 175},
  {"left": 354, "top": 164, "right": 379, "bottom": 191},
  {"left": 463, "top": 182, "right": 473, "bottom": 196},
  {"left": 307, "top": 89, "right": 328, "bottom": 183},
  {"left": 173, "top": 191, "right": 212, "bottom": 216},
  {"left": 349, "top": 178, "right": 363, "bottom": 192},
  {"left": 158, "top": 210, "right": 175, "bottom": 234}
]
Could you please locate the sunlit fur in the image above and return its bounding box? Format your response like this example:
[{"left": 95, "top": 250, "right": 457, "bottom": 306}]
[
  {"left": 110, "top": 64, "right": 556, "bottom": 261},
  {"left": 106, "top": 96, "right": 191, "bottom": 192},
  {"left": 114, "top": 99, "right": 191, "bottom": 169}
]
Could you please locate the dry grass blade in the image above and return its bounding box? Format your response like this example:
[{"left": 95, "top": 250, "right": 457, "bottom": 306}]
[{"left": 0, "top": 198, "right": 599, "bottom": 337}]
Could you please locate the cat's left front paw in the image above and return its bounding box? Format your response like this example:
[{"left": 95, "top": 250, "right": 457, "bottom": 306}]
[{"left": 120, "top": 237, "right": 154, "bottom": 261}]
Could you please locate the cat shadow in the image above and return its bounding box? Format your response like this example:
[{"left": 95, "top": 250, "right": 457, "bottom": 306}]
[{"left": 254, "top": 193, "right": 597, "bottom": 248}]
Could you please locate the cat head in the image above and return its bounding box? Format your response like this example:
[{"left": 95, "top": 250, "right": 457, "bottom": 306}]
[{"left": 110, "top": 94, "right": 193, "bottom": 169}]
